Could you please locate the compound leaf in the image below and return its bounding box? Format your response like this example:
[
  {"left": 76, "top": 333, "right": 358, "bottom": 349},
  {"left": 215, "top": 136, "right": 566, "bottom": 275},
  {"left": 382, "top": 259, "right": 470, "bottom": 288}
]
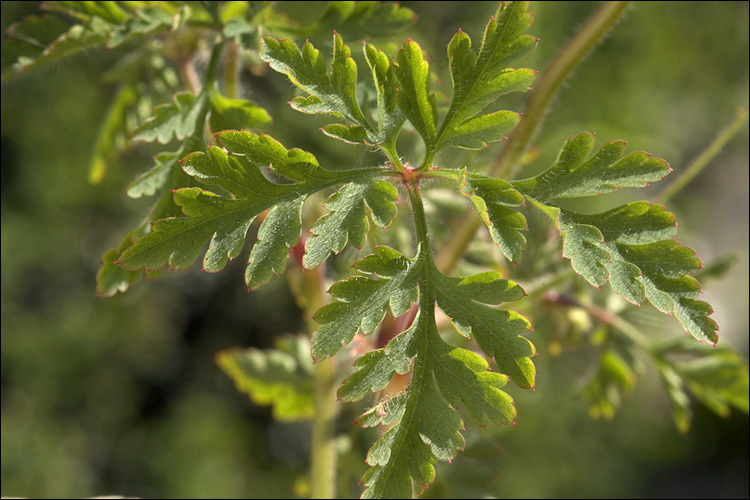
[
  {"left": 582, "top": 342, "right": 639, "bottom": 420},
  {"left": 43, "top": 1, "right": 129, "bottom": 24},
  {"left": 107, "top": 5, "right": 173, "bottom": 48},
  {"left": 364, "top": 42, "right": 406, "bottom": 145},
  {"left": 2, "top": 15, "right": 113, "bottom": 81},
  {"left": 208, "top": 84, "right": 272, "bottom": 132},
  {"left": 650, "top": 336, "right": 749, "bottom": 432},
  {"left": 514, "top": 132, "right": 672, "bottom": 201},
  {"left": 358, "top": 307, "right": 516, "bottom": 498},
  {"left": 338, "top": 321, "right": 419, "bottom": 402},
  {"left": 246, "top": 196, "right": 304, "bottom": 290}
]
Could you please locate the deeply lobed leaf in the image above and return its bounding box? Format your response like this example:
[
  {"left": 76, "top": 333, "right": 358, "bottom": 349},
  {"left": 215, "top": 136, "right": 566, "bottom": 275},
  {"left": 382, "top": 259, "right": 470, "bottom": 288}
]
[
  {"left": 430, "top": 266, "right": 536, "bottom": 388},
  {"left": 117, "top": 131, "right": 386, "bottom": 288},
  {"left": 393, "top": 39, "right": 438, "bottom": 149},
  {"left": 312, "top": 246, "right": 419, "bottom": 361},
  {"left": 437, "top": 1, "right": 537, "bottom": 150},
  {"left": 260, "top": 33, "right": 376, "bottom": 143},
  {"left": 553, "top": 202, "right": 718, "bottom": 345},
  {"left": 514, "top": 132, "right": 672, "bottom": 201},
  {"left": 2, "top": 15, "right": 112, "bottom": 81},
  {"left": 303, "top": 180, "right": 399, "bottom": 269},
  {"left": 460, "top": 169, "right": 527, "bottom": 262},
  {"left": 297, "top": 1, "right": 417, "bottom": 41},
  {"left": 356, "top": 307, "right": 517, "bottom": 498}
]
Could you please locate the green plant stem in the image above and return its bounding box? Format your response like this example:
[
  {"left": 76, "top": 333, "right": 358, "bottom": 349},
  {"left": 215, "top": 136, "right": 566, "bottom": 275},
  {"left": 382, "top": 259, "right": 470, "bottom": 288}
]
[
  {"left": 224, "top": 40, "right": 241, "bottom": 99},
  {"left": 293, "top": 201, "right": 337, "bottom": 498},
  {"left": 301, "top": 260, "right": 338, "bottom": 499},
  {"left": 434, "top": 1, "right": 631, "bottom": 276},
  {"left": 657, "top": 107, "right": 749, "bottom": 204}
]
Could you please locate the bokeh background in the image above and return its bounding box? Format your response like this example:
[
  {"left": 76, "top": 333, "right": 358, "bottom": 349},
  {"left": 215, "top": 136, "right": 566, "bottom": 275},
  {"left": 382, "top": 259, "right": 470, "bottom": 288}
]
[{"left": 2, "top": 1, "right": 748, "bottom": 498}]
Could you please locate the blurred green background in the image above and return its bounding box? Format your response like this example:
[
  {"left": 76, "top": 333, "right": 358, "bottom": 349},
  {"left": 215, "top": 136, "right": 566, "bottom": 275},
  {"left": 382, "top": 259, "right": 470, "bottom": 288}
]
[{"left": 1, "top": 1, "right": 748, "bottom": 498}]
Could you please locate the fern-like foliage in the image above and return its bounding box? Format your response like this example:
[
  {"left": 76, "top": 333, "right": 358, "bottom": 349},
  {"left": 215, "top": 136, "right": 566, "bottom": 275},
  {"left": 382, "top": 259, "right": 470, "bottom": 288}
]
[{"left": 34, "top": 1, "right": 740, "bottom": 498}]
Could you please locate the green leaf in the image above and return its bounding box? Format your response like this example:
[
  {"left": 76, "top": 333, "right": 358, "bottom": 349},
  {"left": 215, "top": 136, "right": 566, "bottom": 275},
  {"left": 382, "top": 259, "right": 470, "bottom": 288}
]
[
  {"left": 439, "top": 111, "right": 521, "bottom": 150},
  {"left": 428, "top": 334, "right": 516, "bottom": 428},
  {"left": 514, "top": 132, "right": 672, "bottom": 201},
  {"left": 43, "top": 1, "right": 129, "bottom": 24},
  {"left": 358, "top": 307, "right": 516, "bottom": 498},
  {"left": 96, "top": 232, "right": 145, "bottom": 297},
  {"left": 652, "top": 336, "right": 749, "bottom": 432},
  {"left": 460, "top": 169, "right": 527, "bottom": 263},
  {"left": 127, "top": 134, "right": 203, "bottom": 199},
  {"left": 89, "top": 84, "right": 139, "bottom": 184},
  {"left": 5, "top": 13, "right": 70, "bottom": 47},
  {"left": 394, "top": 38, "right": 438, "bottom": 149},
  {"left": 321, "top": 123, "right": 370, "bottom": 144},
  {"left": 312, "top": 246, "right": 419, "bottom": 361},
  {"left": 298, "top": 1, "right": 416, "bottom": 41},
  {"left": 259, "top": 33, "right": 376, "bottom": 143},
  {"left": 216, "top": 336, "right": 314, "bottom": 421},
  {"left": 364, "top": 42, "right": 406, "bottom": 145},
  {"left": 127, "top": 151, "right": 180, "bottom": 198},
  {"left": 2, "top": 15, "right": 113, "bottom": 82},
  {"left": 554, "top": 202, "right": 718, "bottom": 345},
  {"left": 338, "top": 321, "right": 419, "bottom": 402},
  {"left": 118, "top": 186, "right": 260, "bottom": 272},
  {"left": 208, "top": 84, "right": 272, "bottom": 132},
  {"left": 582, "top": 344, "right": 638, "bottom": 420},
  {"left": 107, "top": 5, "right": 172, "bottom": 48},
  {"left": 246, "top": 196, "right": 304, "bottom": 290},
  {"left": 117, "top": 130, "right": 383, "bottom": 287},
  {"left": 216, "top": 130, "right": 325, "bottom": 183},
  {"left": 130, "top": 91, "right": 208, "bottom": 143},
  {"left": 437, "top": 2, "right": 537, "bottom": 149},
  {"left": 97, "top": 160, "right": 193, "bottom": 294},
  {"left": 303, "top": 179, "right": 398, "bottom": 269},
  {"left": 430, "top": 267, "right": 536, "bottom": 389}
]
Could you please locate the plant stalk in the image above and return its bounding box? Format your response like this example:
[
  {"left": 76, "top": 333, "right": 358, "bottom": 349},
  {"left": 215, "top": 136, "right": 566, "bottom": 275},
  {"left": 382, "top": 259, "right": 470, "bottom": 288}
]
[
  {"left": 657, "top": 107, "right": 749, "bottom": 204},
  {"left": 293, "top": 240, "right": 338, "bottom": 499}
]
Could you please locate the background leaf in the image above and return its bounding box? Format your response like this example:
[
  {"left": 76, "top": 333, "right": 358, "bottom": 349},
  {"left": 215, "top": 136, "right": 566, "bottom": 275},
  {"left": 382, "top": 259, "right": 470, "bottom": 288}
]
[{"left": 217, "top": 336, "right": 315, "bottom": 421}]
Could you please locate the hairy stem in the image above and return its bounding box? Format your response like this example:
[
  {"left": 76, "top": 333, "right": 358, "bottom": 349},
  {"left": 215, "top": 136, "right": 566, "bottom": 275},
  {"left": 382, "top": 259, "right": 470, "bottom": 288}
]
[
  {"left": 434, "top": 1, "right": 631, "bottom": 275},
  {"left": 657, "top": 107, "right": 749, "bottom": 204}
]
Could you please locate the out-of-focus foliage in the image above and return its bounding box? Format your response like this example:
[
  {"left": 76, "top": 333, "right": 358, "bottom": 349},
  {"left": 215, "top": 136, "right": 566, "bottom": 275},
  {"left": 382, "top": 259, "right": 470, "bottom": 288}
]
[{"left": 1, "top": 2, "right": 748, "bottom": 499}]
